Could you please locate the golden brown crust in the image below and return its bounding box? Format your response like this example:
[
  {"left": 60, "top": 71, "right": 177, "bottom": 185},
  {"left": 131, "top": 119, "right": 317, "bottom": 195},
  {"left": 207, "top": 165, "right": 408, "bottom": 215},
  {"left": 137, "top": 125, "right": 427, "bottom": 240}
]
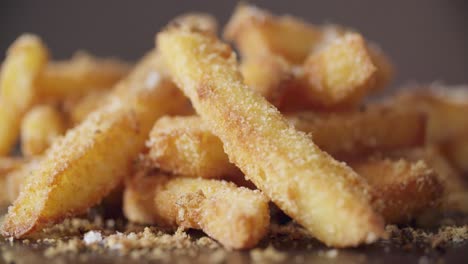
[
  {"left": 0, "top": 34, "right": 48, "bottom": 155},
  {"left": 0, "top": 51, "right": 189, "bottom": 238},
  {"left": 20, "top": 104, "right": 66, "bottom": 156},
  {"left": 224, "top": 3, "right": 322, "bottom": 64},
  {"left": 123, "top": 172, "right": 270, "bottom": 249},
  {"left": 350, "top": 158, "right": 443, "bottom": 224},
  {"left": 157, "top": 27, "right": 384, "bottom": 247},
  {"left": 36, "top": 51, "right": 130, "bottom": 100},
  {"left": 147, "top": 116, "right": 241, "bottom": 178}
]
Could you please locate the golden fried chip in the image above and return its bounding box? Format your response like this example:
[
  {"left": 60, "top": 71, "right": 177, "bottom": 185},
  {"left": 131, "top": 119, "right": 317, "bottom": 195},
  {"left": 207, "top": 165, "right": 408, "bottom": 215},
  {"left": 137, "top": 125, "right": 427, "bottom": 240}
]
[
  {"left": 1, "top": 51, "right": 189, "bottom": 238},
  {"left": 0, "top": 34, "right": 48, "bottom": 155},
  {"left": 0, "top": 157, "right": 25, "bottom": 204},
  {"left": 386, "top": 146, "right": 467, "bottom": 212},
  {"left": 300, "top": 33, "right": 377, "bottom": 107},
  {"left": 350, "top": 158, "right": 443, "bottom": 224},
  {"left": 158, "top": 27, "right": 384, "bottom": 247},
  {"left": 147, "top": 116, "right": 241, "bottom": 178},
  {"left": 170, "top": 13, "right": 218, "bottom": 34},
  {"left": 37, "top": 51, "right": 130, "bottom": 100},
  {"left": 145, "top": 107, "right": 424, "bottom": 179},
  {"left": 224, "top": 3, "right": 322, "bottom": 64},
  {"left": 65, "top": 90, "right": 110, "bottom": 125},
  {"left": 240, "top": 54, "right": 292, "bottom": 105},
  {"left": 123, "top": 172, "right": 269, "bottom": 249},
  {"left": 393, "top": 86, "right": 468, "bottom": 143},
  {"left": 20, "top": 105, "right": 66, "bottom": 156}
]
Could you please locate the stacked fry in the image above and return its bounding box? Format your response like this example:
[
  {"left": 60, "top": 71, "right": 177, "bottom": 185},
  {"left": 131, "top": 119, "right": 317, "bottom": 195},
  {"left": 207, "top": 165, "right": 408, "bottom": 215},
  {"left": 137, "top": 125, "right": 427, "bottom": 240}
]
[{"left": 0, "top": 4, "right": 467, "bottom": 250}]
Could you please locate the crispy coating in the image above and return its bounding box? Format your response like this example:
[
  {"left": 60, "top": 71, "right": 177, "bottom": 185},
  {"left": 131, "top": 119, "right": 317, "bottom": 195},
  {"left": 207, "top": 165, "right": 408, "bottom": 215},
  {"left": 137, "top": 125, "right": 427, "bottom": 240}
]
[
  {"left": 393, "top": 85, "right": 468, "bottom": 143},
  {"left": 300, "top": 33, "right": 377, "bottom": 107},
  {"left": 4, "top": 158, "right": 41, "bottom": 203},
  {"left": 65, "top": 90, "right": 110, "bottom": 125},
  {"left": 123, "top": 173, "right": 270, "bottom": 249},
  {"left": 145, "top": 107, "right": 424, "bottom": 178},
  {"left": 36, "top": 51, "right": 130, "bottom": 100},
  {"left": 20, "top": 105, "right": 66, "bottom": 156},
  {"left": 224, "top": 3, "right": 322, "bottom": 64},
  {"left": 0, "top": 51, "right": 189, "bottom": 238},
  {"left": 240, "top": 55, "right": 292, "bottom": 105},
  {"left": 393, "top": 86, "right": 468, "bottom": 174},
  {"left": 224, "top": 5, "right": 393, "bottom": 110},
  {"left": 318, "top": 25, "right": 394, "bottom": 93},
  {"left": 288, "top": 106, "right": 426, "bottom": 158},
  {"left": 170, "top": 13, "right": 218, "bottom": 34},
  {"left": 157, "top": 27, "right": 384, "bottom": 247},
  {"left": 389, "top": 146, "right": 468, "bottom": 212},
  {"left": 0, "top": 34, "right": 48, "bottom": 155},
  {"left": 350, "top": 158, "right": 443, "bottom": 224},
  {"left": 147, "top": 116, "right": 241, "bottom": 178}
]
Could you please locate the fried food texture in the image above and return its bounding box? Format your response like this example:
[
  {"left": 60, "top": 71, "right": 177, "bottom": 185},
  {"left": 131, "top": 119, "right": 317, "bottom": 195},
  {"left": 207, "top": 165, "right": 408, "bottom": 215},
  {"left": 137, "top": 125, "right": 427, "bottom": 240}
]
[
  {"left": 157, "top": 27, "right": 384, "bottom": 247},
  {"left": 0, "top": 51, "right": 189, "bottom": 238},
  {"left": 147, "top": 116, "right": 240, "bottom": 178},
  {"left": 350, "top": 158, "right": 443, "bottom": 224},
  {"left": 124, "top": 172, "right": 269, "bottom": 249},
  {"left": 20, "top": 105, "right": 66, "bottom": 156},
  {"left": 0, "top": 34, "right": 48, "bottom": 155}
]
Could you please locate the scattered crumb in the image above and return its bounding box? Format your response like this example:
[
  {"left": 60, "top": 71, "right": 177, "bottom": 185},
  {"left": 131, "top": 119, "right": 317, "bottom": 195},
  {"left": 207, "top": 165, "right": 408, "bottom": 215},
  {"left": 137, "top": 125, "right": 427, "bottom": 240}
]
[
  {"left": 83, "top": 230, "right": 102, "bottom": 245},
  {"left": 250, "top": 245, "right": 287, "bottom": 263}
]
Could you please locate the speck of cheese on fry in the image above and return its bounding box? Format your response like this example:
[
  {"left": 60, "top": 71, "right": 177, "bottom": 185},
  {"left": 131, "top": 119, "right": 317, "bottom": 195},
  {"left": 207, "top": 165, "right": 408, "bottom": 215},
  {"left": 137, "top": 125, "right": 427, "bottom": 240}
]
[
  {"left": 0, "top": 51, "right": 189, "bottom": 238},
  {"left": 123, "top": 172, "right": 269, "bottom": 249},
  {"left": 157, "top": 27, "right": 384, "bottom": 247}
]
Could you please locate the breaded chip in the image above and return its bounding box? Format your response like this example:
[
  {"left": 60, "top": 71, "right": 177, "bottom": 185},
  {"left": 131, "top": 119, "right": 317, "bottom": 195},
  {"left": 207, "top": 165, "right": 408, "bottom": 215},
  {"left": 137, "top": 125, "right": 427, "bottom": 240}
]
[
  {"left": 224, "top": 4, "right": 322, "bottom": 64},
  {"left": 145, "top": 107, "right": 424, "bottom": 178},
  {"left": 393, "top": 86, "right": 468, "bottom": 143},
  {"left": 147, "top": 116, "right": 241, "bottom": 178},
  {"left": 350, "top": 158, "right": 443, "bottom": 224},
  {"left": 20, "top": 105, "right": 66, "bottom": 156},
  {"left": 1, "top": 51, "right": 189, "bottom": 238},
  {"left": 0, "top": 34, "right": 48, "bottom": 155},
  {"left": 0, "top": 157, "right": 25, "bottom": 204},
  {"left": 240, "top": 54, "right": 292, "bottom": 105},
  {"left": 4, "top": 158, "right": 41, "bottom": 203},
  {"left": 37, "top": 51, "right": 130, "bottom": 100},
  {"left": 288, "top": 106, "right": 426, "bottom": 157},
  {"left": 386, "top": 146, "right": 467, "bottom": 212},
  {"left": 123, "top": 173, "right": 269, "bottom": 249},
  {"left": 65, "top": 90, "right": 110, "bottom": 125},
  {"left": 299, "top": 33, "right": 377, "bottom": 107},
  {"left": 158, "top": 27, "right": 384, "bottom": 247},
  {"left": 170, "top": 13, "right": 218, "bottom": 34}
]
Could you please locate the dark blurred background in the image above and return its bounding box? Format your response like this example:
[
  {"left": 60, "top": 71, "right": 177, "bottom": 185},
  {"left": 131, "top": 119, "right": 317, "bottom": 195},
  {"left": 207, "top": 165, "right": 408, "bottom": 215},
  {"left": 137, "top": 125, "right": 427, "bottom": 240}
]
[{"left": 1, "top": 0, "right": 467, "bottom": 87}]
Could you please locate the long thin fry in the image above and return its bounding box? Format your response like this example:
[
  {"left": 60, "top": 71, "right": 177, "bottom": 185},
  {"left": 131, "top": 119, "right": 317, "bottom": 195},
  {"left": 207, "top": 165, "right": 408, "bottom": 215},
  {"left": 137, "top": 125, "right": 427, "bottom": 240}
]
[
  {"left": 157, "top": 27, "right": 384, "bottom": 247},
  {"left": 0, "top": 157, "right": 26, "bottom": 204},
  {"left": 1, "top": 51, "right": 189, "bottom": 238},
  {"left": 0, "top": 34, "right": 48, "bottom": 155},
  {"left": 20, "top": 105, "right": 66, "bottom": 156},
  {"left": 146, "top": 107, "right": 424, "bottom": 179},
  {"left": 36, "top": 51, "right": 130, "bottom": 100},
  {"left": 123, "top": 173, "right": 269, "bottom": 249}
]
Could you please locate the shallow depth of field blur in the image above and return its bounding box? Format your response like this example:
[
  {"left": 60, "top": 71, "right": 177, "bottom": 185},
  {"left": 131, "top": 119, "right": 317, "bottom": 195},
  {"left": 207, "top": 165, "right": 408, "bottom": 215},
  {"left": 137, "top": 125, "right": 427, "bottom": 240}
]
[{"left": 0, "top": 0, "right": 467, "bottom": 88}]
